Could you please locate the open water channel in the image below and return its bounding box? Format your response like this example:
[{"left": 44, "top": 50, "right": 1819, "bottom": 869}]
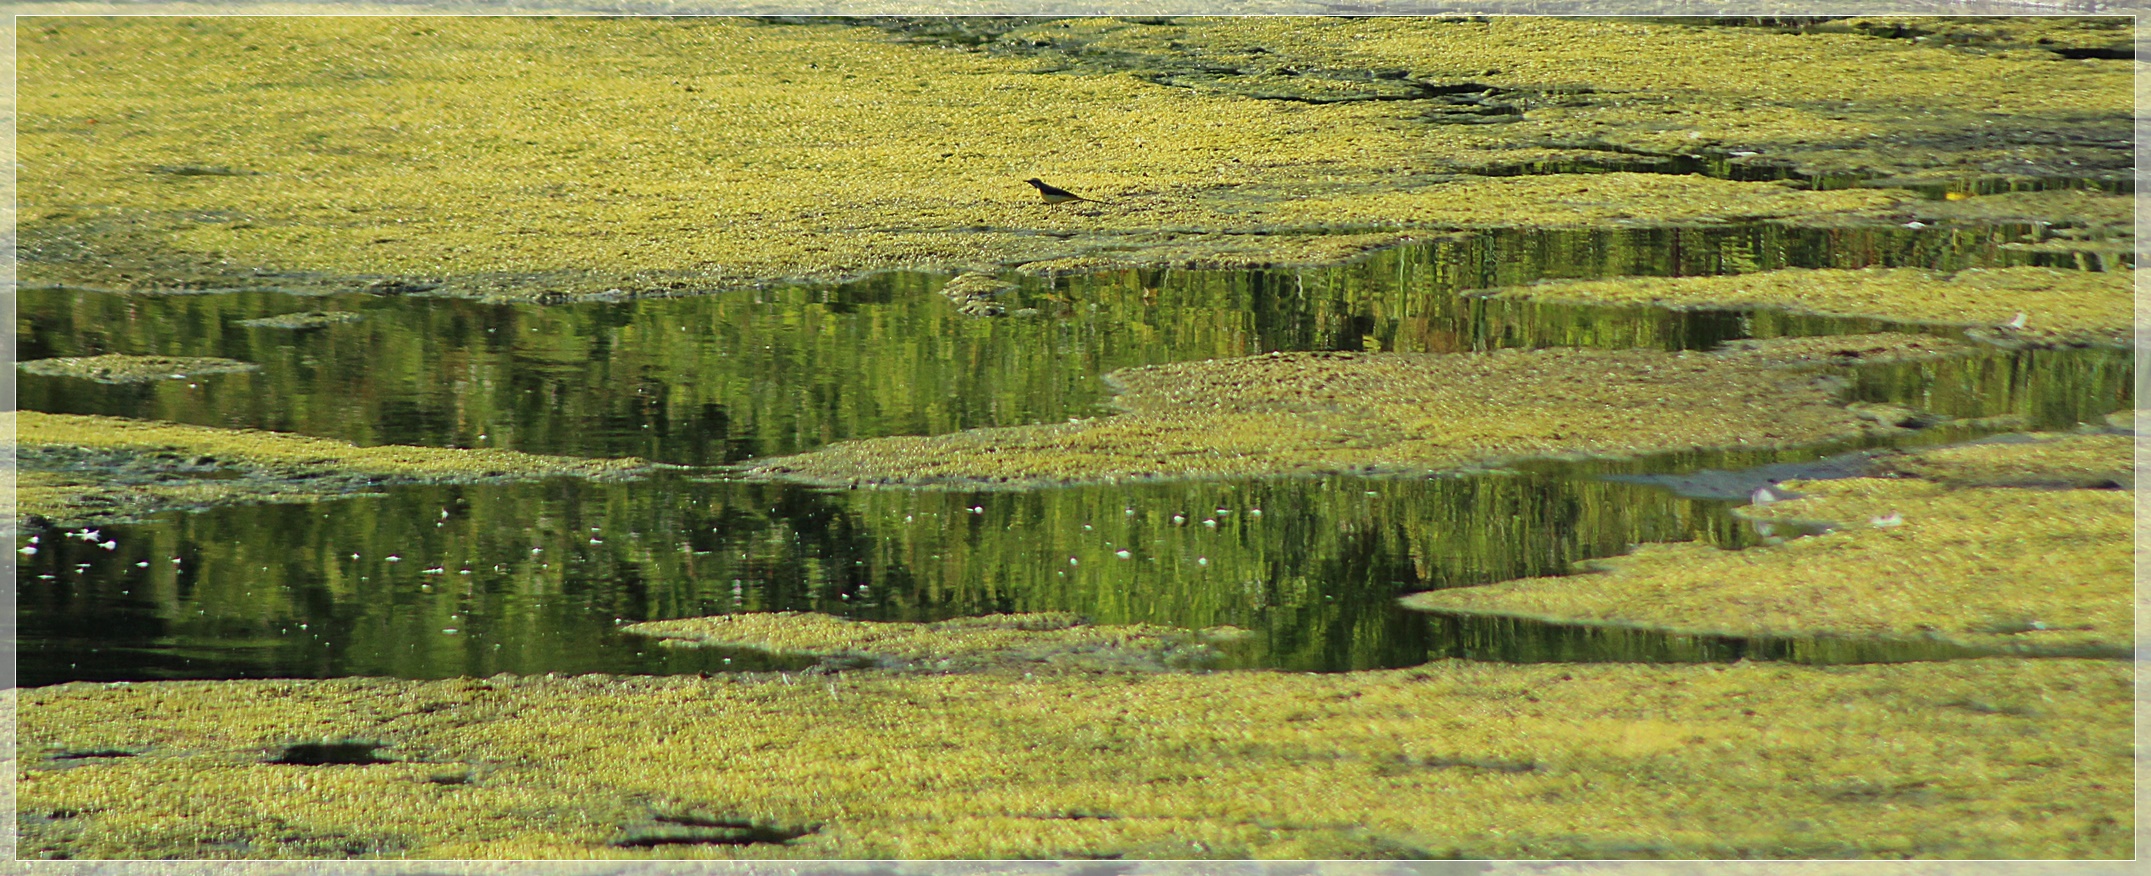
[{"left": 16, "top": 221, "right": 2133, "bottom": 685}]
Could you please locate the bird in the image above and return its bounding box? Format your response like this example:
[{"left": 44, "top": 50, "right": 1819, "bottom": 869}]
[{"left": 1025, "top": 178, "right": 1106, "bottom": 204}]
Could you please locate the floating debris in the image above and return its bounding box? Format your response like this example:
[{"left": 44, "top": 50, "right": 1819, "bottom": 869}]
[
  {"left": 236, "top": 311, "right": 365, "bottom": 330},
  {"left": 20, "top": 355, "right": 259, "bottom": 384}
]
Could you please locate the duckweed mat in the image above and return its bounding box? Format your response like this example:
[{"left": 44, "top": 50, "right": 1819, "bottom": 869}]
[
  {"left": 14, "top": 13, "right": 2136, "bottom": 863},
  {"left": 1403, "top": 434, "right": 2132, "bottom": 654},
  {"left": 19, "top": 16, "right": 2128, "bottom": 300},
  {"left": 17, "top": 656, "right": 2131, "bottom": 859},
  {"left": 1484, "top": 266, "right": 2132, "bottom": 347},
  {"left": 15, "top": 411, "right": 655, "bottom": 526},
  {"left": 744, "top": 338, "right": 1946, "bottom": 486}
]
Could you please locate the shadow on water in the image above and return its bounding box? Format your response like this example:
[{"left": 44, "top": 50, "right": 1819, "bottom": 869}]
[
  {"left": 17, "top": 222, "right": 2118, "bottom": 465},
  {"left": 1418, "top": 613, "right": 2097, "bottom": 665},
  {"left": 20, "top": 467, "right": 1767, "bottom": 684}
]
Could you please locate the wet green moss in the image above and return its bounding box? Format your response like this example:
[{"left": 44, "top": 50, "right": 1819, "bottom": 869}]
[
  {"left": 14, "top": 412, "right": 654, "bottom": 525},
  {"left": 16, "top": 655, "right": 2129, "bottom": 859},
  {"left": 627, "top": 611, "right": 1243, "bottom": 673},
  {"left": 1032, "top": 17, "right": 2128, "bottom": 178},
  {"left": 746, "top": 338, "right": 1948, "bottom": 487},
  {"left": 19, "top": 354, "right": 261, "bottom": 383},
  {"left": 1403, "top": 436, "right": 2131, "bottom": 653},
  {"left": 1878, "top": 431, "right": 2133, "bottom": 489},
  {"left": 1487, "top": 267, "right": 2132, "bottom": 347},
  {"left": 26, "top": 16, "right": 2115, "bottom": 301},
  {"left": 235, "top": 310, "right": 366, "bottom": 330},
  {"left": 1817, "top": 16, "right": 2134, "bottom": 54},
  {"left": 1904, "top": 189, "right": 2130, "bottom": 232}
]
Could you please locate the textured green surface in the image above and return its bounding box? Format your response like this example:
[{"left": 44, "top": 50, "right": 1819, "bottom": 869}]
[
  {"left": 745, "top": 336, "right": 1956, "bottom": 486},
  {"left": 1402, "top": 434, "right": 2132, "bottom": 653},
  {"left": 24, "top": 16, "right": 2126, "bottom": 300},
  {"left": 1486, "top": 267, "right": 2133, "bottom": 347},
  {"left": 17, "top": 653, "right": 2131, "bottom": 858},
  {"left": 15, "top": 411, "right": 654, "bottom": 524}
]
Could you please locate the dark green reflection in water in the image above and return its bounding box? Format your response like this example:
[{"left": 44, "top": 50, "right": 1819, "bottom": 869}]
[
  {"left": 1425, "top": 615, "right": 2015, "bottom": 664},
  {"left": 19, "top": 222, "right": 2080, "bottom": 465},
  {"left": 16, "top": 222, "right": 2132, "bottom": 684},
  {"left": 21, "top": 467, "right": 1752, "bottom": 684}
]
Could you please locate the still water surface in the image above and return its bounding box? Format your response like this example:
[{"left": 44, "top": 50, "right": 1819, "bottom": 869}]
[{"left": 17, "top": 222, "right": 2132, "bottom": 684}]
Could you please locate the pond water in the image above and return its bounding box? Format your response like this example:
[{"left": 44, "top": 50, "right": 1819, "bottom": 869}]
[{"left": 16, "top": 221, "right": 2132, "bottom": 685}]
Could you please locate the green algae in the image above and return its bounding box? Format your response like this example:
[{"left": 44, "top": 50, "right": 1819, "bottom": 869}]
[
  {"left": 936, "top": 270, "right": 1016, "bottom": 316},
  {"left": 1900, "top": 190, "right": 2134, "bottom": 273},
  {"left": 627, "top": 611, "right": 1241, "bottom": 673},
  {"left": 745, "top": 337, "right": 1953, "bottom": 487},
  {"left": 1812, "top": 16, "right": 2135, "bottom": 55},
  {"left": 1402, "top": 435, "right": 2132, "bottom": 654},
  {"left": 1016, "top": 17, "right": 2129, "bottom": 181},
  {"left": 1876, "top": 430, "right": 2133, "bottom": 489},
  {"left": 19, "top": 354, "right": 261, "bottom": 383},
  {"left": 13, "top": 411, "right": 655, "bottom": 525},
  {"left": 235, "top": 310, "right": 366, "bottom": 329},
  {"left": 16, "top": 655, "right": 2130, "bottom": 858},
  {"left": 24, "top": 16, "right": 2117, "bottom": 301},
  {"left": 1903, "top": 189, "right": 2131, "bottom": 233},
  {"left": 1485, "top": 267, "right": 2133, "bottom": 347}
]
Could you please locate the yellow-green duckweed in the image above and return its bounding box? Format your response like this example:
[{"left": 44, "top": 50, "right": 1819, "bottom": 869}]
[
  {"left": 1819, "top": 15, "right": 2134, "bottom": 53},
  {"left": 1403, "top": 447, "right": 2130, "bottom": 653},
  {"left": 746, "top": 338, "right": 1948, "bottom": 486},
  {"left": 1485, "top": 267, "right": 2132, "bottom": 347},
  {"left": 16, "top": 655, "right": 2128, "bottom": 859},
  {"left": 1878, "top": 430, "right": 2134, "bottom": 489},
  {"left": 234, "top": 310, "right": 367, "bottom": 330},
  {"left": 627, "top": 611, "right": 1244, "bottom": 673},
  {"left": 1051, "top": 16, "right": 2128, "bottom": 178},
  {"left": 19, "top": 354, "right": 261, "bottom": 383},
  {"left": 26, "top": 16, "right": 2122, "bottom": 301},
  {"left": 14, "top": 411, "right": 653, "bottom": 525}
]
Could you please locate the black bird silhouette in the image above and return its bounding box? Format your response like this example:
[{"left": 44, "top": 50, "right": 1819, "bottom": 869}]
[{"left": 1025, "top": 178, "right": 1106, "bottom": 204}]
